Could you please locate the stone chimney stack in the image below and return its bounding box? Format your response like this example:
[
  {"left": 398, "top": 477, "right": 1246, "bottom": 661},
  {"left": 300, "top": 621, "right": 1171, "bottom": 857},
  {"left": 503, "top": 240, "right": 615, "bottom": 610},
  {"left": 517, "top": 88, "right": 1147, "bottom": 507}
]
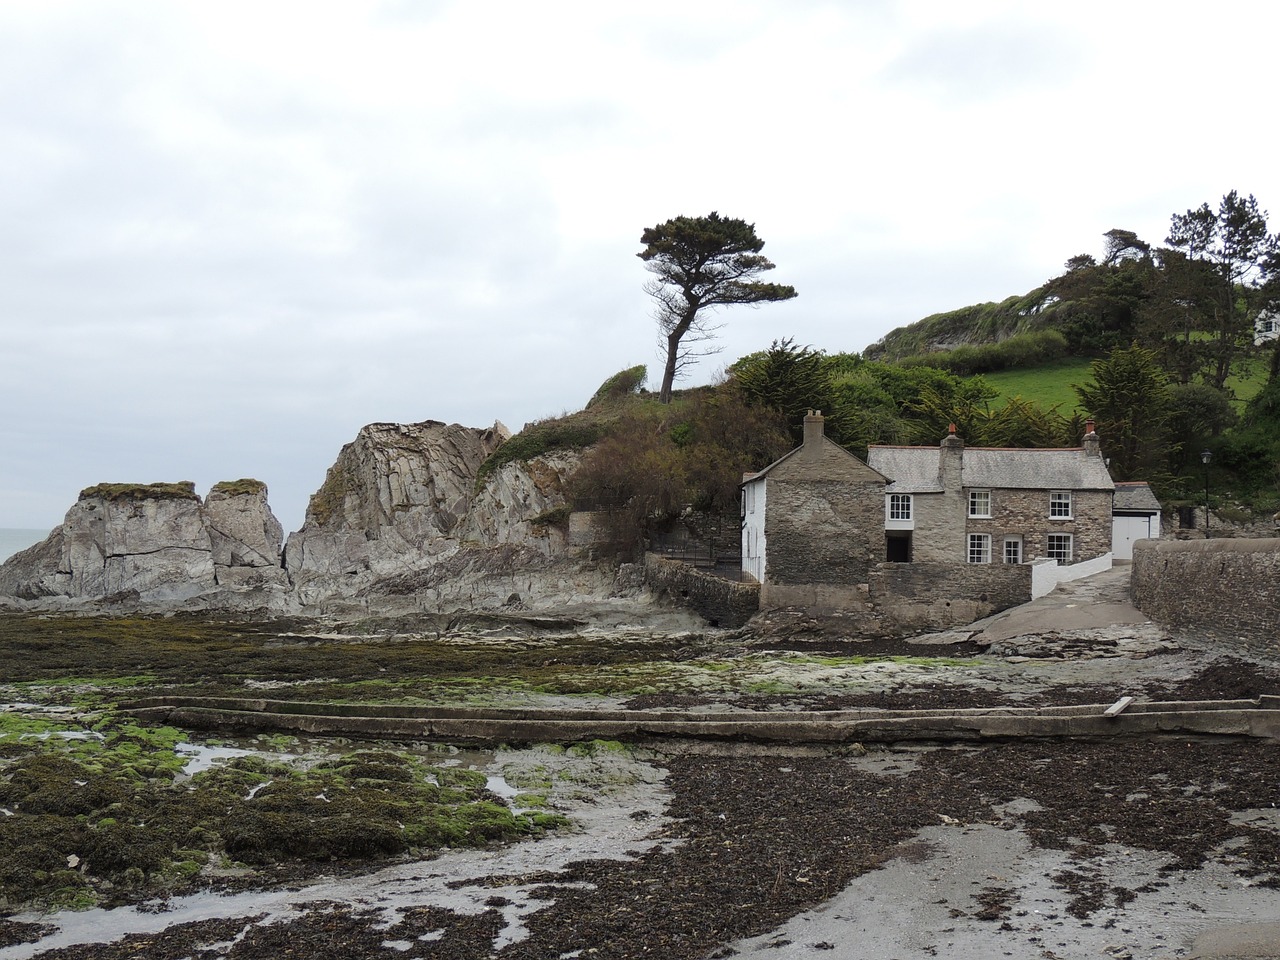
[
  {"left": 803, "top": 410, "right": 825, "bottom": 461},
  {"left": 939, "top": 423, "right": 964, "bottom": 491},
  {"left": 1082, "top": 418, "right": 1102, "bottom": 458}
]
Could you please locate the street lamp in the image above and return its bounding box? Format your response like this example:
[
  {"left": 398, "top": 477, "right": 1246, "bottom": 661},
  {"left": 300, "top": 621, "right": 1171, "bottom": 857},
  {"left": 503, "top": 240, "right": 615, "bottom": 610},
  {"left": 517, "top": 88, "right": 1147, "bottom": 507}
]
[{"left": 1200, "top": 450, "right": 1212, "bottom": 536}]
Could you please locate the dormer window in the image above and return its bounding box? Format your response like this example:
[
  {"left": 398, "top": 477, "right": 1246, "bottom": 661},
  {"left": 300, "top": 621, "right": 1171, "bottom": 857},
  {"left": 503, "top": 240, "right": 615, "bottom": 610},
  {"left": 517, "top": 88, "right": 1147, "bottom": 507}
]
[
  {"left": 1050, "top": 491, "right": 1072, "bottom": 519},
  {"left": 888, "top": 494, "right": 912, "bottom": 521},
  {"left": 968, "top": 489, "right": 991, "bottom": 518}
]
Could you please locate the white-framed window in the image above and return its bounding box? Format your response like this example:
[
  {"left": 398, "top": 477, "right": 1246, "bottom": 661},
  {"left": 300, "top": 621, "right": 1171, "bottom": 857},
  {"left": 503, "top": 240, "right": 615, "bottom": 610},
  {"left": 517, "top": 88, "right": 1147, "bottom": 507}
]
[
  {"left": 968, "top": 489, "right": 992, "bottom": 518},
  {"left": 967, "top": 533, "right": 991, "bottom": 563},
  {"left": 1047, "top": 533, "right": 1073, "bottom": 564},
  {"left": 888, "top": 493, "right": 913, "bottom": 521},
  {"left": 1003, "top": 536, "right": 1023, "bottom": 564},
  {"left": 1049, "top": 491, "right": 1072, "bottom": 519}
]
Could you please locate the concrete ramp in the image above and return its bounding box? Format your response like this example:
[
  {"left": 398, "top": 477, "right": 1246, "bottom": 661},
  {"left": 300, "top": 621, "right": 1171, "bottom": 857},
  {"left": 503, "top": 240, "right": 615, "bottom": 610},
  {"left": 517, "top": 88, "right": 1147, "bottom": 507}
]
[{"left": 123, "top": 695, "right": 1280, "bottom": 745}]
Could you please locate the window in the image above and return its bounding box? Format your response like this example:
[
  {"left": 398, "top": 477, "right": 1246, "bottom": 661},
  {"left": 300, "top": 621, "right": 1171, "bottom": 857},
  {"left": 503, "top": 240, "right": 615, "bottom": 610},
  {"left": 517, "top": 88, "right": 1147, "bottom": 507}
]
[
  {"left": 968, "top": 490, "right": 991, "bottom": 518},
  {"left": 1050, "top": 491, "right": 1072, "bottom": 519},
  {"left": 1047, "top": 533, "right": 1073, "bottom": 564},
  {"left": 1003, "top": 536, "right": 1022, "bottom": 564},
  {"left": 967, "top": 534, "right": 991, "bottom": 563},
  {"left": 888, "top": 494, "right": 912, "bottom": 521}
]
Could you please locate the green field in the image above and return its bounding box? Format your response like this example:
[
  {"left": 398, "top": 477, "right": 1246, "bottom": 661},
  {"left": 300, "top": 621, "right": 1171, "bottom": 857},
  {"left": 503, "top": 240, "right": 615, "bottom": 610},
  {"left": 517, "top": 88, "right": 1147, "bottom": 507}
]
[
  {"left": 981, "top": 359, "right": 1092, "bottom": 413},
  {"left": 982, "top": 352, "right": 1269, "bottom": 413}
]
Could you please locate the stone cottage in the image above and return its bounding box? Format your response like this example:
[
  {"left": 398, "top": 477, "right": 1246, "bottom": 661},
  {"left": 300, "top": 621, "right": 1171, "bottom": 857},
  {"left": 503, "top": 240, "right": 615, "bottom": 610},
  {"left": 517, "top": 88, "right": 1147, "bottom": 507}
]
[
  {"left": 740, "top": 411, "right": 888, "bottom": 610},
  {"left": 865, "top": 422, "right": 1115, "bottom": 567}
]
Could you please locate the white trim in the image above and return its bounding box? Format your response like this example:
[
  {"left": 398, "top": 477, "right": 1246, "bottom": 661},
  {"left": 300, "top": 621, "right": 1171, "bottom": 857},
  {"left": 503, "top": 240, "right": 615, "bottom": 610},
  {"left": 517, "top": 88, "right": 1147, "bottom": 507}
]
[{"left": 1031, "top": 553, "right": 1113, "bottom": 599}]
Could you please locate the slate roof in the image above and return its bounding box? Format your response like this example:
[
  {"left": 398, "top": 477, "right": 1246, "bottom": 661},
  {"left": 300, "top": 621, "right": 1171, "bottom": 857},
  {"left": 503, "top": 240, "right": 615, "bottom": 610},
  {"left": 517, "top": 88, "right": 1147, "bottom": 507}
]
[
  {"left": 866, "top": 445, "right": 1115, "bottom": 494},
  {"left": 1113, "top": 481, "right": 1161, "bottom": 513},
  {"left": 742, "top": 437, "right": 889, "bottom": 485}
]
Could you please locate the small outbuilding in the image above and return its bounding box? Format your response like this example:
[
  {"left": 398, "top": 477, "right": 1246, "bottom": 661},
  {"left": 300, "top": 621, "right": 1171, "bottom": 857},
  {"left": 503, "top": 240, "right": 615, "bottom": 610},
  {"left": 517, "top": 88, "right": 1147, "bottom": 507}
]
[{"left": 1111, "top": 481, "right": 1163, "bottom": 561}]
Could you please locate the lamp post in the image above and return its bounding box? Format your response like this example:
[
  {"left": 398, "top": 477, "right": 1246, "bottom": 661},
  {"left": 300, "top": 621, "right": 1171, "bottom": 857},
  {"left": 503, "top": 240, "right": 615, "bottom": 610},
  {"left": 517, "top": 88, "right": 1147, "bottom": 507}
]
[{"left": 1200, "top": 449, "right": 1212, "bottom": 537}]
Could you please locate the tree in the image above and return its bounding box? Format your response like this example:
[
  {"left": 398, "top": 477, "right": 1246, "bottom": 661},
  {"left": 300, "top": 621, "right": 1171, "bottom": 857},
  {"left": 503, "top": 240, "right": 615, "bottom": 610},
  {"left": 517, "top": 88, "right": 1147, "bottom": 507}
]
[
  {"left": 638, "top": 212, "right": 797, "bottom": 403},
  {"left": 731, "top": 338, "right": 837, "bottom": 444},
  {"left": 1147, "top": 191, "right": 1279, "bottom": 389},
  {"left": 1074, "top": 344, "right": 1175, "bottom": 481}
]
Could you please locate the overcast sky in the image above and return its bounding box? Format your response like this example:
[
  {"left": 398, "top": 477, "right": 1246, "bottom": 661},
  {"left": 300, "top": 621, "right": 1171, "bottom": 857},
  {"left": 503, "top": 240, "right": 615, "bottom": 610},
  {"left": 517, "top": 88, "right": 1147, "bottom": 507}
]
[{"left": 3, "top": 1, "right": 1278, "bottom": 534}]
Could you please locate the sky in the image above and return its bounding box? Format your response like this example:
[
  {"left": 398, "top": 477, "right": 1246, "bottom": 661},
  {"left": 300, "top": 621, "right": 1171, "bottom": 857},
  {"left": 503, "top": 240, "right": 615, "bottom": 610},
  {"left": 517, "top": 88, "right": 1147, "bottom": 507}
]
[{"left": 4, "top": 0, "right": 1279, "bottom": 534}]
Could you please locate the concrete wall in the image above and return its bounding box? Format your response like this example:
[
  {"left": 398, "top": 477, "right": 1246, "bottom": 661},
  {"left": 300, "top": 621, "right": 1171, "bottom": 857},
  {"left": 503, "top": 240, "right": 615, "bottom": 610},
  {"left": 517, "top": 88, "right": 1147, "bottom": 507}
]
[
  {"left": 643, "top": 553, "right": 760, "bottom": 628},
  {"left": 1132, "top": 538, "right": 1280, "bottom": 656}
]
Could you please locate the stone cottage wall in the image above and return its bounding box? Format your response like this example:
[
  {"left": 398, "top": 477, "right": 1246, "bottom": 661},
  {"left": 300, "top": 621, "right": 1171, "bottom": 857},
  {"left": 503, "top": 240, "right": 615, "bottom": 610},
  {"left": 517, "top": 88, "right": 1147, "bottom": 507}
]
[
  {"left": 763, "top": 478, "right": 886, "bottom": 587},
  {"left": 966, "top": 488, "right": 1112, "bottom": 563},
  {"left": 1131, "top": 538, "right": 1280, "bottom": 657}
]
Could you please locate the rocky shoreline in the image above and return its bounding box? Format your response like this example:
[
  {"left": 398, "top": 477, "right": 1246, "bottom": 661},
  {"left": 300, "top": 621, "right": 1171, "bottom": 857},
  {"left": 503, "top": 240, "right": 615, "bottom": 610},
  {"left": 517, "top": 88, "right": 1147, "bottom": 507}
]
[{"left": 2, "top": 566, "right": 1280, "bottom": 959}]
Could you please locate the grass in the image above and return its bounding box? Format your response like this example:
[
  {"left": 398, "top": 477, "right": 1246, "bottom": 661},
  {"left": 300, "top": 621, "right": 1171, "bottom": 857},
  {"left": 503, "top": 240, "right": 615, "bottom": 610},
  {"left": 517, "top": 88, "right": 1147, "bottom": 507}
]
[
  {"left": 980, "top": 359, "right": 1093, "bottom": 412},
  {"left": 980, "top": 352, "right": 1270, "bottom": 413}
]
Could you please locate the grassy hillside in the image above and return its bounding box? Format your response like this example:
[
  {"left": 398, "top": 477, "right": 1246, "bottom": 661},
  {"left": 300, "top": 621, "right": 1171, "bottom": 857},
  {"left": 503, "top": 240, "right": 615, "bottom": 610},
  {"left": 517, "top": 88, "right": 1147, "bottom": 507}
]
[{"left": 981, "top": 359, "right": 1093, "bottom": 414}]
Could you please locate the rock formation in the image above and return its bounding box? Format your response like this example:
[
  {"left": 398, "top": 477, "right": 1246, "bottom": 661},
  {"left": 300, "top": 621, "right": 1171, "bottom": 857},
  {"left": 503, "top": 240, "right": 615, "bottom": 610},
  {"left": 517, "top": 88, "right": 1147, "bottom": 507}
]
[
  {"left": 0, "top": 418, "right": 651, "bottom": 620},
  {"left": 0, "top": 480, "right": 286, "bottom": 604}
]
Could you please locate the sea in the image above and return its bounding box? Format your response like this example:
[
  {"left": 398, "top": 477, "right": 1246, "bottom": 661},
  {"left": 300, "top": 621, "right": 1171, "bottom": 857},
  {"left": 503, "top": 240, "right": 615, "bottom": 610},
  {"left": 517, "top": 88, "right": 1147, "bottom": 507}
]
[{"left": 0, "top": 528, "right": 51, "bottom": 564}]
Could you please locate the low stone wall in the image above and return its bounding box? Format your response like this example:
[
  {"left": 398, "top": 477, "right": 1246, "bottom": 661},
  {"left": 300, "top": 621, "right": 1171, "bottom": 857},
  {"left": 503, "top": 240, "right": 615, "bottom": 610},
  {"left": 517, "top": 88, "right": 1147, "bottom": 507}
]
[
  {"left": 869, "top": 562, "right": 1032, "bottom": 633},
  {"left": 1132, "top": 538, "right": 1280, "bottom": 657},
  {"left": 643, "top": 553, "right": 759, "bottom": 628}
]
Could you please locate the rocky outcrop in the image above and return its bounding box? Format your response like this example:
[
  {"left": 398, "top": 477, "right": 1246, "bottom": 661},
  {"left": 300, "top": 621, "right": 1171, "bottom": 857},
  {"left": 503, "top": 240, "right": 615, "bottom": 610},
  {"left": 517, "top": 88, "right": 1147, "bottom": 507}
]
[
  {"left": 0, "top": 480, "right": 286, "bottom": 605},
  {"left": 205, "top": 480, "right": 288, "bottom": 588},
  {"left": 283, "top": 420, "right": 510, "bottom": 598},
  {"left": 280, "top": 421, "right": 616, "bottom": 613},
  {"left": 0, "top": 418, "right": 674, "bottom": 622}
]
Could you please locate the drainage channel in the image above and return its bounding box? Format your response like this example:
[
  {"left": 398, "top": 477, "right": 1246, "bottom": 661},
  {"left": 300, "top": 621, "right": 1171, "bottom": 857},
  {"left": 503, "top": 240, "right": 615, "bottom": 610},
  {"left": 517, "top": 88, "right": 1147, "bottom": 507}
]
[{"left": 122, "top": 695, "right": 1280, "bottom": 744}]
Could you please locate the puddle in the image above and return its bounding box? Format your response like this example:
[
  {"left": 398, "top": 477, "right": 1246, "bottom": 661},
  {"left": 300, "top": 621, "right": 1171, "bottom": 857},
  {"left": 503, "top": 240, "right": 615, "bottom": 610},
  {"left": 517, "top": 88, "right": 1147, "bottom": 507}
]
[{"left": 175, "top": 742, "right": 262, "bottom": 777}]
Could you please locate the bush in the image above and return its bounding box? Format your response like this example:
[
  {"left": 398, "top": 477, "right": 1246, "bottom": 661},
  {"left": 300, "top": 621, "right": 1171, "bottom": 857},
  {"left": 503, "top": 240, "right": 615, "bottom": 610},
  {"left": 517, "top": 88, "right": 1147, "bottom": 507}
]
[
  {"left": 587, "top": 365, "right": 647, "bottom": 408},
  {"left": 475, "top": 418, "right": 604, "bottom": 489}
]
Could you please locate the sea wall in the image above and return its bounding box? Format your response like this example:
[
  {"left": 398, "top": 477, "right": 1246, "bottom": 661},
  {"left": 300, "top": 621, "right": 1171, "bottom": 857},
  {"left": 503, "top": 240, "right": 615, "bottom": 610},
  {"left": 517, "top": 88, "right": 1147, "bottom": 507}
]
[
  {"left": 643, "top": 553, "right": 759, "bottom": 628},
  {"left": 868, "top": 561, "right": 1033, "bottom": 633},
  {"left": 1131, "top": 538, "right": 1280, "bottom": 657}
]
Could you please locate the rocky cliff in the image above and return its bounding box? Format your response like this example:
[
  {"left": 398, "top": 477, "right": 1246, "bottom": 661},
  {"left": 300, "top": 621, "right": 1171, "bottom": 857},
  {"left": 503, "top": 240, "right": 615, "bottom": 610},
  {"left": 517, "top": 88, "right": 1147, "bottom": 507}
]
[{"left": 0, "top": 419, "right": 649, "bottom": 620}]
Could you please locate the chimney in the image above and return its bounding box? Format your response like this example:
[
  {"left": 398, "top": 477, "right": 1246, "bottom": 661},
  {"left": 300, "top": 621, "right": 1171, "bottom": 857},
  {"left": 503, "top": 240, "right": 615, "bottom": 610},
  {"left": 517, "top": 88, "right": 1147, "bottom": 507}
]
[
  {"left": 803, "top": 410, "right": 825, "bottom": 461},
  {"left": 939, "top": 423, "right": 964, "bottom": 490},
  {"left": 1082, "top": 418, "right": 1101, "bottom": 458}
]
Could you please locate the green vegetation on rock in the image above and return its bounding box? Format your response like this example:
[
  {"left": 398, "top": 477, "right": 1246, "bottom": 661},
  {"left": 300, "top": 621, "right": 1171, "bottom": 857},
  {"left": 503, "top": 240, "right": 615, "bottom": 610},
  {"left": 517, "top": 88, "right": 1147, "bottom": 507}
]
[
  {"left": 209, "top": 478, "right": 268, "bottom": 497},
  {"left": 78, "top": 482, "right": 199, "bottom": 503}
]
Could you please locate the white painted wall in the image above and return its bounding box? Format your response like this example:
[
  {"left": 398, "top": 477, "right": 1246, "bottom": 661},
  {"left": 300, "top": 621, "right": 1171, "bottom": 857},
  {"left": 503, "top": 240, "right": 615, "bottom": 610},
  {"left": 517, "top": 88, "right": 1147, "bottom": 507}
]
[
  {"left": 1030, "top": 552, "right": 1114, "bottom": 599},
  {"left": 741, "top": 479, "right": 767, "bottom": 583}
]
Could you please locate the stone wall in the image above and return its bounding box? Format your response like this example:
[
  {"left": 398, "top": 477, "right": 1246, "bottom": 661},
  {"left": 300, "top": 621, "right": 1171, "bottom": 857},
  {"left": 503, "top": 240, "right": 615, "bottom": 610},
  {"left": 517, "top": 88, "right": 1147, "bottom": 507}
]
[
  {"left": 643, "top": 553, "right": 759, "bottom": 628},
  {"left": 966, "top": 488, "right": 1112, "bottom": 563},
  {"left": 764, "top": 478, "right": 886, "bottom": 586},
  {"left": 1131, "top": 538, "right": 1280, "bottom": 657},
  {"left": 869, "top": 561, "right": 1033, "bottom": 633}
]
